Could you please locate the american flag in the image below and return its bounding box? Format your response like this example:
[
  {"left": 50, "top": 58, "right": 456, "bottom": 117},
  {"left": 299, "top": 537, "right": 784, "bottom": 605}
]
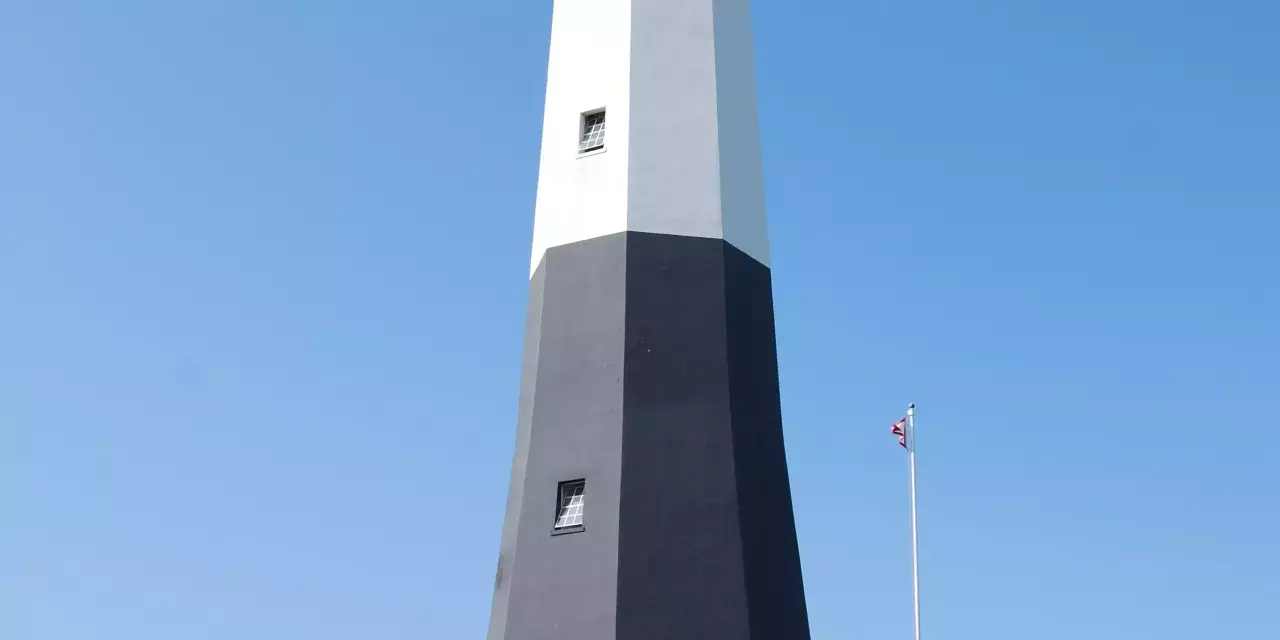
[{"left": 891, "top": 417, "right": 908, "bottom": 449}]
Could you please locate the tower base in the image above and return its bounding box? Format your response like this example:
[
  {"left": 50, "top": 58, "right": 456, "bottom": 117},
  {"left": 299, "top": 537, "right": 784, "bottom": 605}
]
[{"left": 488, "top": 231, "right": 811, "bottom": 640}]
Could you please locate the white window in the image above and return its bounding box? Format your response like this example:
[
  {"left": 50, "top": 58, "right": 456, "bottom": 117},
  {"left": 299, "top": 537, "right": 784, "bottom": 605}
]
[
  {"left": 555, "top": 480, "right": 585, "bottom": 529},
  {"left": 579, "top": 110, "right": 606, "bottom": 153}
]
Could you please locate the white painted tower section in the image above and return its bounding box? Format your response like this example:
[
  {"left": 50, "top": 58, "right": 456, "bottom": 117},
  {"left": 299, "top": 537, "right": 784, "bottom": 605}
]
[{"left": 529, "top": 0, "right": 770, "bottom": 276}]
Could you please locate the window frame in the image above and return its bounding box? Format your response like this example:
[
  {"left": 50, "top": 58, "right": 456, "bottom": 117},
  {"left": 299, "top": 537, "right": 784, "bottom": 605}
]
[
  {"left": 577, "top": 108, "right": 607, "bottom": 157},
  {"left": 551, "top": 479, "right": 587, "bottom": 536}
]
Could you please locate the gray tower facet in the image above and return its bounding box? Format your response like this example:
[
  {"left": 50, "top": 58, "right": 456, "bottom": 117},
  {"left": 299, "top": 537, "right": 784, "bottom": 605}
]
[{"left": 489, "top": 1, "right": 810, "bottom": 638}]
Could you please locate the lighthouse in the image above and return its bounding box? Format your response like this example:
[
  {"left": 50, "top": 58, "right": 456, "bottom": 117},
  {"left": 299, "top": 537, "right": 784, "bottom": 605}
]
[{"left": 487, "top": 1, "right": 811, "bottom": 638}]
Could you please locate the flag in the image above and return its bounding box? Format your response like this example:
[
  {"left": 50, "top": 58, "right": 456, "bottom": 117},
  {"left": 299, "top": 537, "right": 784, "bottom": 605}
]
[{"left": 891, "top": 417, "right": 907, "bottom": 449}]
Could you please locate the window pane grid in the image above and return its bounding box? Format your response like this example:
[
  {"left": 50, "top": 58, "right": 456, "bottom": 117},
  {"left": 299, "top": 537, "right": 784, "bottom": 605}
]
[
  {"left": 579, "top": 112, "right": 606, "bottom": 152},
  {"left": 555, "top": 482, "right": 585, "bottom": 528}
]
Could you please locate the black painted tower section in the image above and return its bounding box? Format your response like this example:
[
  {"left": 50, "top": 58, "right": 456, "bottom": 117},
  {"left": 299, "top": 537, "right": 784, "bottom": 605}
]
[{"left": 488, "top": 232, "right": 810, "bottom": 640}]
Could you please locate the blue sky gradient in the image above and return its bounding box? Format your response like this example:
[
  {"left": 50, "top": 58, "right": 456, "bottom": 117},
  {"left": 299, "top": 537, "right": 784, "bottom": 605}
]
[{"left": 3, "top": 1, "right": 1278, "bottom": 638}]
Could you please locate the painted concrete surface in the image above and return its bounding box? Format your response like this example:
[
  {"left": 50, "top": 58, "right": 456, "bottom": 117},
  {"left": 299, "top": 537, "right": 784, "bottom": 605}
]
[
  {"left": 491, "top": 232, "right": 810, "bottom": 639},
  {"left": 529, "top": 0, "right": 632, "bottom": 276},
  {"left": 529, "top": 0, "right": 770, "bottom": 275},
  {"left": 490, "top": 233, "right": 628, "bottom": 640}
]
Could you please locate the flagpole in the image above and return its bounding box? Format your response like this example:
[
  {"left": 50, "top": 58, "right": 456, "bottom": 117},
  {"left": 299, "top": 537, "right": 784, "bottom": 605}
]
[{"left": 907, "top": 403, "right": 921, "bottom": 640}]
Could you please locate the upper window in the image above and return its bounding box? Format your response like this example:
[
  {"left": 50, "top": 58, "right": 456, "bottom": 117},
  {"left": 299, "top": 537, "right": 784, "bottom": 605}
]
[
  {"left": 554, "top": 480, "right": 585, "bottom": 529},
  {"left": 579, "top": 110, "right": 606, "bottom": 153}
]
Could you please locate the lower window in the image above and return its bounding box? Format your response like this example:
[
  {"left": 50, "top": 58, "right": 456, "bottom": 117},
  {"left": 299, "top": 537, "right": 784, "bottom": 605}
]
[{"left": 554, "top": 480, "right": 585, "bottom": 531}]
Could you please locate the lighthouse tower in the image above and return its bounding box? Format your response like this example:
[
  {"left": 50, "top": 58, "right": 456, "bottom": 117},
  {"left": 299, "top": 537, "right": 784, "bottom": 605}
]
[{"left": 487, "top": 1, "right": 811, "bottom": 638}]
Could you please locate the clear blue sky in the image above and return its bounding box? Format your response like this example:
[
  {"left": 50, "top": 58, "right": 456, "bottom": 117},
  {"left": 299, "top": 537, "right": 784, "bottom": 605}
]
[{"left": 3, "top": 1, "right": 1277, "bottom": 638}]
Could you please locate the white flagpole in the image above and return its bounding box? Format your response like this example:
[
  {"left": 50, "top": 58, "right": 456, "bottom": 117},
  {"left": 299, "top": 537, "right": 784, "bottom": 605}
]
[{"left": 907, "top": 403, "right": 921, "bottom": 640}]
